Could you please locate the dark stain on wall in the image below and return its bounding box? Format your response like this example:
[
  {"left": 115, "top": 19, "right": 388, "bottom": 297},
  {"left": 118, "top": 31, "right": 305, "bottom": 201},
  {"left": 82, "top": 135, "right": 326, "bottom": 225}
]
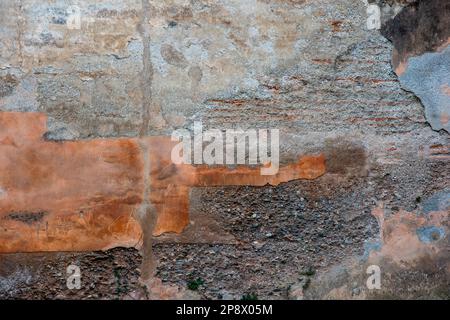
[
  {"left": 6, "top": 211, "right": 47, "bottom": 225},
  {"left": 324, "top": 139, "right": 367, "bottom": 176},
  {"left": 0, "top": 74, "right": 19, "bottom": 98},
  {"left": 381, "top": 0, "right": 450, "bottom": 67}
]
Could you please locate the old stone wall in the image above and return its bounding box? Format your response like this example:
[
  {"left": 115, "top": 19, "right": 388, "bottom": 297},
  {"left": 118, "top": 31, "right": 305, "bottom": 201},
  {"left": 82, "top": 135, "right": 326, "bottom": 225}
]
[{"left": 0, "top": 0, "right": 448, "bottom": 299}]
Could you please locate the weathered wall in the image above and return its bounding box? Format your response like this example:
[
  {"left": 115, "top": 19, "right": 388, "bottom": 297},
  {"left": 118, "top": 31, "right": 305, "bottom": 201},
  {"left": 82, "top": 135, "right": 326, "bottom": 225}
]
[{"left": 0, "top": 0, "right": 448, "bottom": 299}]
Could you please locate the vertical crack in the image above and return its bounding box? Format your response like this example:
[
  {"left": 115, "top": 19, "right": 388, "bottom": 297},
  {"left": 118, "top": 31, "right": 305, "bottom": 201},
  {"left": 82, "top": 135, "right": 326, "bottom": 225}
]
[
  {"left": 137, "top": 0, "right": 157, "bottom": 283},
  {"left": 138, "top": 0, "right": 167, "bottom": 136},
  {"left": 139, "top": 0, "right": 153, "bottom": 138},
  {"left": 16, "top": 0, "right": 25, "bottom": 68},
  {"left": 137, "top": 139, "right": 156, "bottom": 282}
]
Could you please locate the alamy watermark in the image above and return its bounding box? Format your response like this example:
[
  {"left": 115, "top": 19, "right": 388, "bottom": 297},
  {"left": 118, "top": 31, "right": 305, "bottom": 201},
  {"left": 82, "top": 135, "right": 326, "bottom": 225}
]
[
  {"left": 366, "top": 3, "right": 381, "bottom": 30},
  {"left": 363, "top": 0, "right": 404, "bottom": 30},
  {"left": 171, "top": 122, "right": 280, "bottom": 176},
  {"left": 66, "top": 5, "right": 118, "bottom": 31},
  {"left": 67, "top": 5, "right": 82, "bottom": 30},
  {"left": 366, "top": 265, "right": 381, "bottom": 290},
  {"left": 66, "top": 264, "right": 81, "bottom": 290}
]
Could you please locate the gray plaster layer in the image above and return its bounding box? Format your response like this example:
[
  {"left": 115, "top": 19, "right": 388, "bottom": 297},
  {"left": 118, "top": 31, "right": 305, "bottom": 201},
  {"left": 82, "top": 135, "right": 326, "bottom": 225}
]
[{"left": 399, "top": 46, "right": 450, "bottom": 133}]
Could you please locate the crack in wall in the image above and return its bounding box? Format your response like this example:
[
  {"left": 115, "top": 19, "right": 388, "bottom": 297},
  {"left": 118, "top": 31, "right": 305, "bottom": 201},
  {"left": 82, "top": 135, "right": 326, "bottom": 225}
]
[
  {"left": 136, "top": 139, "right": 157, "bottom": 281},
  {"left": 139, "top": 0, "right": 153, "bottom": 138},
  {"left": 138, "top": 0, "right": 167, "bottom": 136},
  {"left": 137, "top": 0, "right": 158, "bottom": 282},
  {"left": 15, "top": 0, "right": 25, "bottom": 69}
]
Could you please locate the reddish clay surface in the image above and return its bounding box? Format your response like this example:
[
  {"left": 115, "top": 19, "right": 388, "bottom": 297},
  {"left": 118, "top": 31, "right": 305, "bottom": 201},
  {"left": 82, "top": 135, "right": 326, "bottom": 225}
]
[{"left": 0, "top": 112, "right": 326, "bottom": 252}]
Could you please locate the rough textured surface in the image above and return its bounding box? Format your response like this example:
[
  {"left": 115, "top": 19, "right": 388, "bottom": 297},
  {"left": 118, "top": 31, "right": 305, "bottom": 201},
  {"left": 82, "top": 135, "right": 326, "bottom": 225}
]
[
  {"left": 0, "top": 112, "right": 325, "bottom": 252},
  {"left": 381, "top": 0, "right": 450, "bottom": 73},
  {"left": 307, "top": 201, "right": 449, "bottom": 300},
  {"left": 0, "top": 112, "right": 143, "bottom": 252},
  {"left": 381, "top": 0, "right": 450, "bottom": 132},
  {"left": 398, "top": 47, "right": 450, "bottom": 132},
  {"left": 0, "top": 248, "right": 146, "bottom": 299},
  {"left": 0, "top": 0, "right": 448, "bottom": 299}
]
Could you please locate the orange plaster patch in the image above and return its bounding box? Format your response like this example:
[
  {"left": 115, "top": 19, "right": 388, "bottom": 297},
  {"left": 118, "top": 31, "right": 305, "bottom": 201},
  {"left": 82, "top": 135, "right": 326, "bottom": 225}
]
[
  {"left": 0, "top": 113, "right": 144, "bottom": 252},
  {"left": 0, "top": 112, "right": 326, "bottom": 252},
  {"left": 369, "top": 204, "right": 448, "bottom": 266},
  {"left": 148, "top": 137, "right": 326, "bottom": 235}
]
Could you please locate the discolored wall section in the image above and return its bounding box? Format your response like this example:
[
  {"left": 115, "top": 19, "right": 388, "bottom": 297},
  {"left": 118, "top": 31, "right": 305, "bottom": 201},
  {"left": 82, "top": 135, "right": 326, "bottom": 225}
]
[
  {"left": 0, "top": 0, "right": 448, "bottom": 299},
  {"left": 381, "top": 0, "right": 450, "bottom": 132}
]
